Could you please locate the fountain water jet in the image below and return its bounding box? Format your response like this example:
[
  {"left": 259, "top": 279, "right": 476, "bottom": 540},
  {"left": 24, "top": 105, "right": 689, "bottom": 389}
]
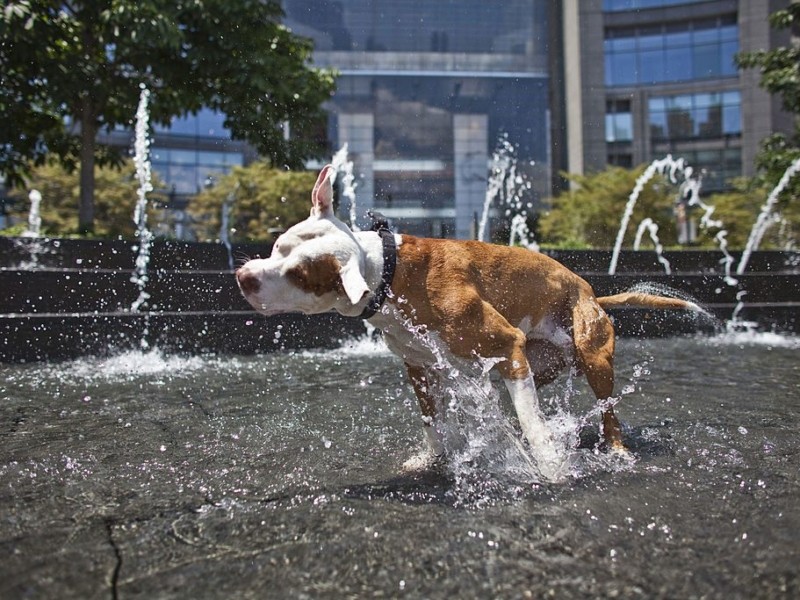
[
  {"left": 681, "top": 176, "right": 739, "bottom": 286},
  {"left": 331, "top": 144, "right": 359, "bottom": 231},
  {"left": 478, "top": 136, "right": 537, "bottom": 249},
  {"left": 633, "top": 218, "right": 671, "bottom": 274},
  {"left": 220, "top": 186, "right": 237, "bottom": 271},
  {"left": 736, "top": 156, "right": 800, "bottom": 275},
  {"left": 22, "top": 190, "right": 42, "bottom": 238},
  {"left": 130, "top": 85, "right": 155, "bottom": 349},
  {"left": 609, "top": 155, "right": 691, "bottom": 275}
]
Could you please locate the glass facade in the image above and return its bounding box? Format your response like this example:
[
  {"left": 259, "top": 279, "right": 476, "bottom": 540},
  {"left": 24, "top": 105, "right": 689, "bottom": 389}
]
[
  {"left": 151, "top": 147, "right": 243, "bottom": 195},
  {"left": 284, "top": 0, "right": 548, "bottom": 55},
  {"left": 149, "top": 108, "right": 244, "bottom": 195},
  {"left": 601, "top": 0, "right": 745, "bottom": 192},
  {"left": 153, "top": 109, "right": 232, "bottom": 139},
  {"left": 604, "top": 0, "right": 713, "bottom": 11},
  {"left": 605, "top": 16, "right": 738, "bottom": 86},
  {"left": 283, "top": 0, "right": 550, "bottom": 238},
  {"left": 649, "top": 91, "right": 741, "bottom": 141}
]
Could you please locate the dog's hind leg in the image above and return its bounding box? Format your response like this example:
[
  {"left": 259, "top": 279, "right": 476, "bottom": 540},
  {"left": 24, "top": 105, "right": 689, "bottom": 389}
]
[
  {"left": 406, "top": 364, "right": 445, "bottom": 459},
  {"left": 571, "top": 296, "right": 625, "bottom": 451}
]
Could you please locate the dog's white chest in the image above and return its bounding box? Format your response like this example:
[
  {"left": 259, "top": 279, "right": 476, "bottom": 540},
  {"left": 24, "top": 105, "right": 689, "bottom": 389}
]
[{"left": 369, "top": 307, "right": 441, "bottom": 368}]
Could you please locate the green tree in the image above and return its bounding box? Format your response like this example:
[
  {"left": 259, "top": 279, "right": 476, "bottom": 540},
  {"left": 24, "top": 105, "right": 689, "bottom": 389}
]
[
  {"left": 3, "top": 159, "right": 164, "bottom": 238},
  {"left": 539, "top": 166, "right": 678, "bottom": 249},
  {"left": 705, "top": 178, "right": 799, "bottom": 249},
  {"left": 736, "top": 2, "right": 800, "bottom": 215},
  {"left": 188, "top": 161, "right": 315, "bottom": 243},
  {"left": 0, "top": 0, "right": 335, "bottom": 234}
]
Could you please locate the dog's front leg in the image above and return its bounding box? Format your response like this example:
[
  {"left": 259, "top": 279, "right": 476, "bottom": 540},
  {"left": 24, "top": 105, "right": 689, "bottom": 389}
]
[
  {"left": 504, "top": 374, "right": 565, "bottom": 480},
  {"left": 504, "top": 376, "right": 553, "bottom": 450},
  {"left": 491, "top": 329, "right": 565, "bottom": 479},
  {"left": 406, "top": 364, "right": 445, "bottom": 459}
]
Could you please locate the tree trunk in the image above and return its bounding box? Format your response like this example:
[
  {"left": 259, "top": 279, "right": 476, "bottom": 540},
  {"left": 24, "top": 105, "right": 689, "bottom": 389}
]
[{"left": 78, "top": 96, "right": 96, "bottom": 235}]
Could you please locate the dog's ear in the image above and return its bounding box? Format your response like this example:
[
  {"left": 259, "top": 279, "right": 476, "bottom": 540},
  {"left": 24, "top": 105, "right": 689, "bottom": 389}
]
[
  {"left": 339, "top": 256, "right": 370, "bottom": 305},
  {"left": 311, "top": 164, "right": 334, "bottom": 217},
  {"left": 286, "top": 254, "right": 369, "bottom": 305}
]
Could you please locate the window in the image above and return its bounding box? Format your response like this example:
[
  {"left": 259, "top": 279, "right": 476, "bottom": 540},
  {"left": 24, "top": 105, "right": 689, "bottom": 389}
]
[
  {"left": 648, "top": 91, "right": 741, "bottom": 141},
  {"left": 604, "top": 0, "right": 714, "bottom": 12},
  {"left": 605, "top": 17, "right": 739, "bottom": 86},
  {"left": 151, "top": 148, "right": 244, "bottom": 194},
  {"left": 606, "top": 99, "right": 633, "bottom": 142},
  {"left": 152, "top": 108, "right": 231, "bottom": 139},
  {"left": 608, "top": 152, "right": 634, "bottom": 168}
]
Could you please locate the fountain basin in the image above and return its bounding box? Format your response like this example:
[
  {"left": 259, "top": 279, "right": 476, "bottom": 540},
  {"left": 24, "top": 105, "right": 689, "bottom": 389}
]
[{"left": 0, "top": 335, "right": 798, "bottom": 597}]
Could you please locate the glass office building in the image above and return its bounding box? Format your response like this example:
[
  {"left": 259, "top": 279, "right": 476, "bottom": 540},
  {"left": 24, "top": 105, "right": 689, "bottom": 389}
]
[
  {"left": 570, "top": 0, "right": 790, "bottom": 194},
  {"left": 96, "top": 0, "right": 791, "bottom": 239},
  {"left": 283, "top": 0, "right": 552, "bottom": 238}
]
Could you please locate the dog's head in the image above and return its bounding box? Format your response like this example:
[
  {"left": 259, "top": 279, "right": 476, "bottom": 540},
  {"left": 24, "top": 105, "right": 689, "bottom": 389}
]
[{"left": 236, "top": 165, "right": 371, "bottom": 317}]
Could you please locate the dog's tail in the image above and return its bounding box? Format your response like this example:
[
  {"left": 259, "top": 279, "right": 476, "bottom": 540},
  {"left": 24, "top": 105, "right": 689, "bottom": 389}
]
[{"left": 597, "top": 292, "right": 700, "bottom": 312}]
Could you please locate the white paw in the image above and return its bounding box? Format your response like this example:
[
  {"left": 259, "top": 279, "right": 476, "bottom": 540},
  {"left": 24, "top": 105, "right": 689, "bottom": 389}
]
[
  {"left": 609, "top": 444, "right": 636, "bottom": 462},
  {"left": 528, "top": 438, "right": 570, "bottom": 482}
]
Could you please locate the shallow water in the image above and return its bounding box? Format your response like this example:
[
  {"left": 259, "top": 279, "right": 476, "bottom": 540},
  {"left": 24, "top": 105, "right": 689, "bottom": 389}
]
[{"left": 1, "top": 333, "right": 799, "bottom": 598}]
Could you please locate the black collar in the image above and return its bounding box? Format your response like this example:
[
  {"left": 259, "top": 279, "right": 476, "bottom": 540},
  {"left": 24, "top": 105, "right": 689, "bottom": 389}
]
[{"left": 359, "top": 227, "right": 397, "bottom": 320}]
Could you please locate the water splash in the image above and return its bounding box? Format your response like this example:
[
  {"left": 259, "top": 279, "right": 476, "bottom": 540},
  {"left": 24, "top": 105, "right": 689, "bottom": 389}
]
[
  {"left": 331, "top": 144, "right": 359, "bottom": 231},
  {"left": 378, "top": 302, "right": 562, "bottom": 483},
  {"left": 509, "top": 213, "right": 539, "bottom": 251},
  {"left": 633, "top": 218, "right": 671, "bottom": 274},
  {"left": 477, "top": 136, "right": 537, "bottom": 249},
  {"left": 705, "top": 329, "right": 800, "bottom": 349},
  {"left": 58, "top": 349, "right": 210, "bottom": 383},
  {"left": 737, "top": 156, "right": 800, "bottom": 275},
  {"left": 130, "top": 86, "right": 154, "bottom": 349},
  {"left": 609, "top": 155, "right": 689, "bottom": 275}
]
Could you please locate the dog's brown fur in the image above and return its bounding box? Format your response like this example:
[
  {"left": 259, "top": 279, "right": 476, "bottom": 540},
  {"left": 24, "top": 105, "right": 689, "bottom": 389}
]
[{"left": 377, "top": 236, "right": 694, "bottom": 449}]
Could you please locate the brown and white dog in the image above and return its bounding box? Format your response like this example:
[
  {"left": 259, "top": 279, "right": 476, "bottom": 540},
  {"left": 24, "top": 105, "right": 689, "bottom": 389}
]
[{"left": 236, "top": 165, "right": 699, "bottom": 476}]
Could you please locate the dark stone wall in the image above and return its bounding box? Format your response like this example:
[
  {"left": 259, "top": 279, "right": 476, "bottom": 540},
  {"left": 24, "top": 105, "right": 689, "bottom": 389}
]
[{"left": 1, "top": 237, "right": 797, "bottom": 362}]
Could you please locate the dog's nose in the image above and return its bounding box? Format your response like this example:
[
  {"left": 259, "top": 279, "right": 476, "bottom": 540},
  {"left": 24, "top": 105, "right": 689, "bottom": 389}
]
[{"left": 236, "top": 268, "right": 261, "bottom": 295}]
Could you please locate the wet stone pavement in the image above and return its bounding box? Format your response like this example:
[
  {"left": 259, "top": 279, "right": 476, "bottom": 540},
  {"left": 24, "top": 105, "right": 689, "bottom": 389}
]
[{"left": 1, "top": 334, "right": 799, "bottom": 599}]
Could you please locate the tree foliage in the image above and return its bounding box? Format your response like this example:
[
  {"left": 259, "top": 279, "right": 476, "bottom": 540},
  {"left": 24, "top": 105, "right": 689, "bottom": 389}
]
[
  {"left": 539, "top": 164, "right": 798, "bottom": 250},
  {"left": 736, "top": 3, "right": 800, "bottom": 117},
  {"left": 538, "top": 166, "right": 678, "bottom": 249},
  {"left": 188, "top": 162, "right": 315, "bottom": 243},
  {"left": 706, "top": 178, "right": 799, "bottom": 250},
  {"left": 2, "top": 159, "right": 164, "bottom": 238},
  {"left": 0, "top": 0, "right": 335, "bottom": 232},
  {"left": 736, "top": 3, "right": 800, "bottom": 188}
]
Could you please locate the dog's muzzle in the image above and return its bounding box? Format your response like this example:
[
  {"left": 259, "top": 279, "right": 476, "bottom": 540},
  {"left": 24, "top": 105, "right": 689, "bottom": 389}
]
[{"left": 236, "top": 267, "right": 261, "bottom": 295}]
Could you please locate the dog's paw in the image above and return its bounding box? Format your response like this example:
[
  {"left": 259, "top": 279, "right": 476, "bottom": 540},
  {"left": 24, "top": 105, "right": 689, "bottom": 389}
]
[
  {"left": 401, "top": 450, "right": 445, "bottom": 473},
  {"left": 609, "top": 443, "right": 636, "bottom": 462}
]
